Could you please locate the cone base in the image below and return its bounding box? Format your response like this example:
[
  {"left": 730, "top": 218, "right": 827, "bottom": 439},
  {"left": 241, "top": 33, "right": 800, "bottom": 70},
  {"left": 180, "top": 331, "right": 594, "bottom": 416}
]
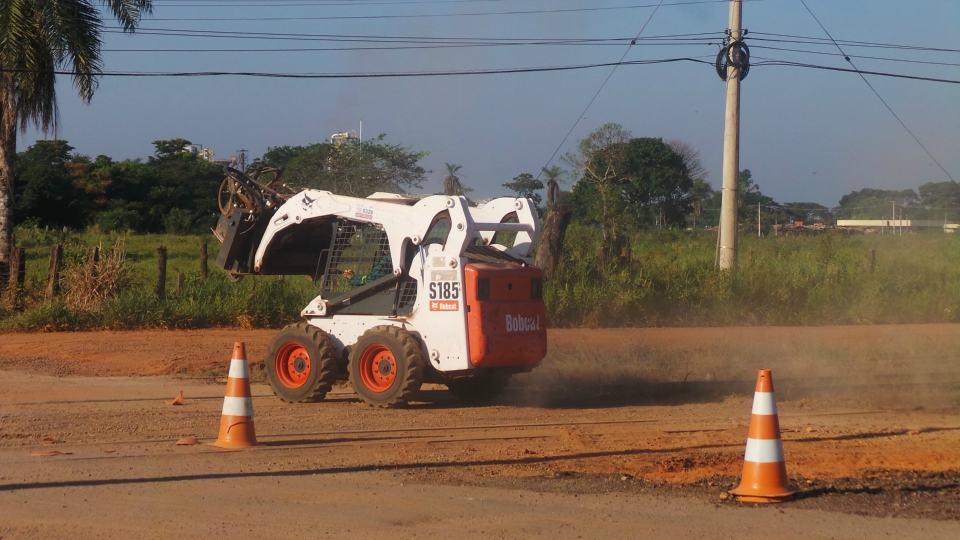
[
  {"left": 731, "top": 493, "right": 796, "bottom": 504},
  {"left": 211, "top": 415, "right": 258, "bottom": 448},
  {"left": 729, "top": 461, "right": 796, "bottom": 502}
]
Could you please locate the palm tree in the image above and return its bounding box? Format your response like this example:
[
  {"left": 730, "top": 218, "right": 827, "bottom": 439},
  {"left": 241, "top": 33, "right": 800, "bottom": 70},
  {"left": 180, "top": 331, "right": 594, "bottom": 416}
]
[
  {"left": 0, "top": 1, "right": 152, "bottom": 270},
  {"left": 542, "top": 165, "right": 563, "bottom": 206},
  {"left": 442, "top": 162, "right": 463, "bottom": 196}
]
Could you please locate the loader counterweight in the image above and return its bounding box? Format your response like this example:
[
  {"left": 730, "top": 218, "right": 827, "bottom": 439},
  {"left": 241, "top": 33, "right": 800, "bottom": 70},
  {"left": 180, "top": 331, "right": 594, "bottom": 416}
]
[{"left": 464, "top": 263, "right": 547, "bottom": 368}]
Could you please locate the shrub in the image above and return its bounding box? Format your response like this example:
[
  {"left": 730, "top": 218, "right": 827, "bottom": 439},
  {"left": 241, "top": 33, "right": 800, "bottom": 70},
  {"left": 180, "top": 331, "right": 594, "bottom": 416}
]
[
  {"left": 96, "top": 209, "right": 140, "bottom": 232},
  {"left": 163, "top": 208, "right": 196, "bottom": 235}
]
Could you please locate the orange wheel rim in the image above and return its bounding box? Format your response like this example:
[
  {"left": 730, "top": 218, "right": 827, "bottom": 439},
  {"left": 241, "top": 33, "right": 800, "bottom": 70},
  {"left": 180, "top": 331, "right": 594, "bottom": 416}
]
[
  {"left": 275, "top": 343, "right": 311, "bottom": 389},
  {"left": 358, "top": 345, "right": 397, "bottom": 392}
]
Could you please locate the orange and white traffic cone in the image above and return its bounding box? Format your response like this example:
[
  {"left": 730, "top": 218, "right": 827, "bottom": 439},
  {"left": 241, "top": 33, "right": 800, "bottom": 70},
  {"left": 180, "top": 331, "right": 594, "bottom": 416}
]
[
  {"left": 729, "top": 369, "right": 796, "bottom": 503},
  {"left": 212, "top": 342, "right": 258, "bottom": 448}
]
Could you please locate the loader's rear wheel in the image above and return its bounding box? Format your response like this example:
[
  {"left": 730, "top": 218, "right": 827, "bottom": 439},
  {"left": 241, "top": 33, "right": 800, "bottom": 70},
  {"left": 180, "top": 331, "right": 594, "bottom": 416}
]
[
  {"left": 266, "top": 323, "right": 338, "bottom": 403},
  {"left": 446, "top": 374, "right": 511, "bottom": 404},
  {"left": 350, "top": 326, "right": 424, "bottom": 408}
]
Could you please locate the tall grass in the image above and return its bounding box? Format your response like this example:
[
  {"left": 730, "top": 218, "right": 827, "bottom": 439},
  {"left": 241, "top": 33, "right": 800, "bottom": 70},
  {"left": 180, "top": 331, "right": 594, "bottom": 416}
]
[
  {"left": 3, "top": 224, "right": 959, "bottom": 331},
  {"left": 546, "top": 224, "right": 960, "bottom": 327}
]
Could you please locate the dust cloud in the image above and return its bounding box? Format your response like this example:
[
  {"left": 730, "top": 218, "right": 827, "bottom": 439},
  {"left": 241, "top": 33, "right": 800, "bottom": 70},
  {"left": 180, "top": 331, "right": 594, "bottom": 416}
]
[{"left": 510, "top": 325, "right": 960, "bottom": 408}]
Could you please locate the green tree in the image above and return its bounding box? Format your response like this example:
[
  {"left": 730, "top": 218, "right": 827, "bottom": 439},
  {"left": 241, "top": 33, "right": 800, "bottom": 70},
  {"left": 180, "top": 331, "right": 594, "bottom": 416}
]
[
  {"left": 736, "top": 169, "right": 779, "bottom": 223},
  {"left": 780, "top": 202, "right": 832, "bottom": 225},
  {"left": 0, "top": 0, "right": 153, "bottom": 268},
  {"left": 568, "top": 128, "right": 693, "bottom": 234},
  {"left": 283, "top": 135, "right": 428, "bottom": 196},
  {"left": 667, "top": 140, "right": 712, "bottom": 227},
  {"left": 257, "top": 145, "right": 306, "bottom": 169},
  {"left": 834, "top": 188, "right": 919, "bottom": 219},
  {"left": 14, "top": 140, "right": 84, "bottom": 228},
  {"left": 689, "top": 178, "right": 714, "bottom": 228},
  {"left": 564, "top": 123, "right": 633, "bottom": 254},
  {"left": 502, "top": 173, "right": 543, "bottom": 206},
  {"left": 618, "top": 138, "right": 694, "bottom": 227},
  {"left": 142, "top": 139, "right": 223, "bottom": 233},
  {"left": 917, "top": 181, "right": 960, "bottom": 221}
]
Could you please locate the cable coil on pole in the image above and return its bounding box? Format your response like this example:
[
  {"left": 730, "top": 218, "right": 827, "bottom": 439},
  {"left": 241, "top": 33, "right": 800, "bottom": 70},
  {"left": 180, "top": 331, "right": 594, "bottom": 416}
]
[{"left": 716, "top": 38, "right": 750, "bottom": 81}]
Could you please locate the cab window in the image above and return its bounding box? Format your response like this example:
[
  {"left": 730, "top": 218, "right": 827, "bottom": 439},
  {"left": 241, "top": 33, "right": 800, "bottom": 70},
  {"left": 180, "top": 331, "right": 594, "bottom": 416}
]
[{"left": 423, "top": 212, "right": 451, "bottom": 247}]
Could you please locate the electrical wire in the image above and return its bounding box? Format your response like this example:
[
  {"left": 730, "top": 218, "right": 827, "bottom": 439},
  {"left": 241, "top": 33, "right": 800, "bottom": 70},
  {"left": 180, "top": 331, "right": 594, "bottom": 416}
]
[
  {"left": 749, "top": 31, "right": 960, "bottom": 54},
  {"left": 752, "top": 58, "right": 960, "bottom": 85},
  {"left": 98, "top": 33, "right": 722, "bottom": 52},
  {"left": 798, "top": 0, "right": 955, "bottom": 182},
  {"left": 102, "top": 27, "right": 723, "bottom": 43},
  {"left": 750, "top": 45, "right": 960, "bottom": 68},
  {"left": 140, "top": 0, "right": 742, "bottom": 21},
  {"left": 150, "top": 0, "right": 580, "bottom": 5},
  {"left": 534, "top": 0, "right": 668, "bottom": 181},
  {"left": 100, "top": 41, "right": 717, "bottom": 52},
  {"left": 3, "top": 53, "right": 950, "bottom": 86},
  {"left": 0, "top": 57, "right": 714, "bottom": 78}
]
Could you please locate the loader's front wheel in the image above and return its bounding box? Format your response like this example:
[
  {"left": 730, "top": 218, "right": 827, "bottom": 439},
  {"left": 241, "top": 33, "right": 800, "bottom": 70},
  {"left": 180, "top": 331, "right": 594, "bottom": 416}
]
[
  {"left": 266, "top": 323, "right": 338, "bottom": 403},
  {"left": 350, "top": 326, "right": 424, "bottom": 408}
]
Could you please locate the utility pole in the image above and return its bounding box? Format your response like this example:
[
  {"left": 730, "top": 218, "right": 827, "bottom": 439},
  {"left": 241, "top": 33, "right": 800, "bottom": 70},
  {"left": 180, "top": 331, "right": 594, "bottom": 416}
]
[
  {"left": 757, "top": 202, "right": 761, "bottom": 237},
  {"left": 718, "top": 0, "right": 744, "bottom": 270},
  {"left": 892, "top": 201, "right": 896, "bottom": 236}
]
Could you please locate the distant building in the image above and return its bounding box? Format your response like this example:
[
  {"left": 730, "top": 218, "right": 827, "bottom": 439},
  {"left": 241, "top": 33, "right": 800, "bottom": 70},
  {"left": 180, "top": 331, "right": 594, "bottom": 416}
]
[
  {"left": 837, "top": 219, "right": 959, "bottom": 233},
  {"left": 183, "top": 143, "right": 240, "bottom": 169}
]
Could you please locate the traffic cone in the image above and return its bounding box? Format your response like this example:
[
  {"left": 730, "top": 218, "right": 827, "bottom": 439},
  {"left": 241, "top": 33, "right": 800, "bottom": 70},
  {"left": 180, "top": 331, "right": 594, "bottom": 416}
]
[
  {"left": 729, "top": 369, "right": 796, "bottom": 503},
  {"left": 212, "top": 342, "right": 258, "bottom": 448}
]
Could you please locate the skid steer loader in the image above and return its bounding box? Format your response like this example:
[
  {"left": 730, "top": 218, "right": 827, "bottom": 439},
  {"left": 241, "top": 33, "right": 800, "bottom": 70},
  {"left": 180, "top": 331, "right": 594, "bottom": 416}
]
[{"left": 214, "top": 167, "right": 546, "bottom": 407}]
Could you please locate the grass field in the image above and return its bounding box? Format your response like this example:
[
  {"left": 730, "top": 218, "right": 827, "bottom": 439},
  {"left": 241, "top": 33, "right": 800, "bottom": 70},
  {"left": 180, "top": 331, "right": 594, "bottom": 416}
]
[
  {"left": 2, "top": 224, "right": 958, "bottom": 331},
  {"left": 546, "top": 225, "right": 960, "bottom": 327}
]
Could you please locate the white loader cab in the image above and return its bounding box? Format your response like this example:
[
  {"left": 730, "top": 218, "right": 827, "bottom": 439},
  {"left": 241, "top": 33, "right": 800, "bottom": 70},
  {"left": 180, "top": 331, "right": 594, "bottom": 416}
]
[{"left": 215, "top": 169, "right": 547, "bottom": 407}]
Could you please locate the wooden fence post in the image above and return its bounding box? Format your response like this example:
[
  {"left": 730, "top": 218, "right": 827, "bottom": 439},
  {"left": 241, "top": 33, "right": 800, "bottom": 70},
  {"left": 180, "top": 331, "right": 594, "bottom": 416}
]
[
  {"left": 177, "top": 272, "right": 185, "bottom": 295},
  {"left": 868, "top": 249, "right": 876, "bottom": 274},
  {"left": 199, "top": 242, "right": 208, "bottom": 282},
  {"left": 7, "top": 246, "right": 25, "bottom": 309},
  {"left": 156, "top": 246, "right": 167, "bottom": 300},
  {"left": 45, "top": 244, "right": 64, "bottom": 302}
]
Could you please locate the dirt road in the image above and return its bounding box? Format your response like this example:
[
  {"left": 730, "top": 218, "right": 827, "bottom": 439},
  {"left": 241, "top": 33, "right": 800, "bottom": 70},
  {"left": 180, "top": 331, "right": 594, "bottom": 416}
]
[{"left": 0, "top": 325, "right": 958, "bottom": 538}]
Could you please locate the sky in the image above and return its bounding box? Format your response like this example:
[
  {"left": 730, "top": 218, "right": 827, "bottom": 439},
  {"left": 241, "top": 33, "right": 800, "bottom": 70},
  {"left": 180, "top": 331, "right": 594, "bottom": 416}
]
[{"left": 22, "top": 0, "right": 960, "bottom": 208}]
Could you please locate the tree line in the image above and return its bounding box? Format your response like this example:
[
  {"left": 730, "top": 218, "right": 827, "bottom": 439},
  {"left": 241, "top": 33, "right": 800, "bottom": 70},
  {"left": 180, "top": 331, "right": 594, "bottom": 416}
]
[{"left": 14, "top": 126, "right": 960, "bottom": 241}]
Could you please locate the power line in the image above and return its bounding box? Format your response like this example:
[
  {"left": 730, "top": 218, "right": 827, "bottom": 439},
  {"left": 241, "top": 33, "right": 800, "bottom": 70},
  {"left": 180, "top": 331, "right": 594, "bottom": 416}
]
[
  {"left": 140, "top": 0, "right": 744, "bottom": 21},
  {"left": 98, "top": 33, "right": 721, "bottom": 52},
  {"left": 101, "top": 41, "right": 716, "bottom": 52},
  {"left": 1, "top": 57, "right": 714, "bottom": 79},
  {"left": 3, "top": 54, "right": 952, "bottom": 86},
  {"left": 535, "top": 0, "right": 668, "bottom": 181},
  {"left": 103, "top": 27, "right": 722, "bottom": 43},
  {"left": 150, "top": 0, "right": 567, "bottom": 5},
  {"left": 749, "top": 31, "right": 960, "bottom": 54},
  {"left": 798, "top": 0, "right": 955, "bottom": 182},
  {"left": 750, "top": 46, "right": 960, "bottom": 68},
  {"left": 752, "top": 58, "right": 960, "bottom": 85}
]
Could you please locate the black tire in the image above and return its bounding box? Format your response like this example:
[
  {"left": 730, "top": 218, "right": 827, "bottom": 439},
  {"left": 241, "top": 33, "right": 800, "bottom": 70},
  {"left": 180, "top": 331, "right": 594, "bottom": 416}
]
[
  {"left": 446, "top": 374, "right": 511, "bottom": 404},
  {"left": 349, "top": 325, "right": 424, "bottom": 408},
  {"left": 265, "top": 322, "right": 338, "bottom": 403}
]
